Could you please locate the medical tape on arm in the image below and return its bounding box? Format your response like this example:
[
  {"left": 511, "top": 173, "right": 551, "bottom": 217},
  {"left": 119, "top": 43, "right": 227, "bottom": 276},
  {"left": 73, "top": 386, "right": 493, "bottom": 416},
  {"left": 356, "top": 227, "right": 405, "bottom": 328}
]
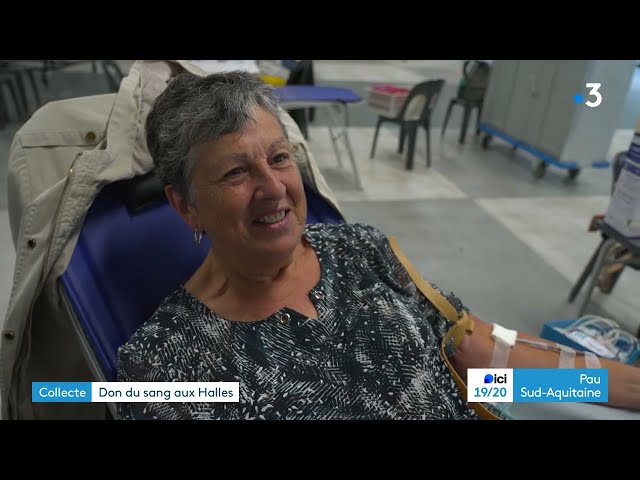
[
  {"left": 559, "top": 346, "right": 576, "bottom": 368},
  {"left": 585, "top": 352, "right": 601, "bottom": 368},
  {"left": 490, "top": 324, "right": 517, "bottom": 368}
]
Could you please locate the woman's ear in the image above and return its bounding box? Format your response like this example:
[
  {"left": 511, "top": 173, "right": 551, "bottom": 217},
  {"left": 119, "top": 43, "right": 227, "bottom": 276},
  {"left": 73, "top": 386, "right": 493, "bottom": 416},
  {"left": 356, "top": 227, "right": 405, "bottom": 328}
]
[{"left": 165, "top": 185, "right": 199, "bottom": 230}]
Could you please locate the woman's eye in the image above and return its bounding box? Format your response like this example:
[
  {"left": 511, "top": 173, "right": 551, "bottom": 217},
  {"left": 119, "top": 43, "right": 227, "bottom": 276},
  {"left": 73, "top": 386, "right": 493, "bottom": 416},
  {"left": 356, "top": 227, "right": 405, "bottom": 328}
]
[
  {"left": 273, "top": 153, "right": 290, "bottom": 164},
  {"left": 224, "top": 167, "right": 244, "bottom": 178}
]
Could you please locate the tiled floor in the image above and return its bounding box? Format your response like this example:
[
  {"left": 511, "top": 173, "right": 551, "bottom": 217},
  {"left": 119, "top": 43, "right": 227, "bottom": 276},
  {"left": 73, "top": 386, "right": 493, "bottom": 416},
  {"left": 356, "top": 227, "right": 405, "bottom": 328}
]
[{"left": 1, "top": 60, "right": 639, "bottom": 420}]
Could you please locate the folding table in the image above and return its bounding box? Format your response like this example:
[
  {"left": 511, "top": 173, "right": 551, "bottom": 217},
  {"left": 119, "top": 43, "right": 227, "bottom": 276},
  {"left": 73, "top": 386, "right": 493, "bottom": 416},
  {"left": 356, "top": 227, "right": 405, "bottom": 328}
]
[{"left": 276, "top": 85, "right": 363, "bottom": 190}]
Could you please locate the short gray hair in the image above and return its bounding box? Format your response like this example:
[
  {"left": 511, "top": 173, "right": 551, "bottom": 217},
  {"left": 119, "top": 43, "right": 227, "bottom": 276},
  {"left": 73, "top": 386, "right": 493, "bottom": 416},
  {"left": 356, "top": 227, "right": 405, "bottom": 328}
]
[{"left": 145, "top": 70, "right": 287, "bottom": 205}]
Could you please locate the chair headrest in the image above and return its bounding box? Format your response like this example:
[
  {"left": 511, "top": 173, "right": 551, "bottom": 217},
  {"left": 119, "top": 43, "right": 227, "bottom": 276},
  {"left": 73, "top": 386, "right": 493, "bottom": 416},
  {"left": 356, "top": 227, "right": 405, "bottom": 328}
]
[{"left": 125, "top": 170, "right": 165, "bottom": 213}]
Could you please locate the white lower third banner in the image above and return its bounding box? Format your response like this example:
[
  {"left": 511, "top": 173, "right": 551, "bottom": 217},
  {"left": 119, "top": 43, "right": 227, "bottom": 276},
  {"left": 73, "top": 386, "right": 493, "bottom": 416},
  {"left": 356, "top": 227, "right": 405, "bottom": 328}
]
[
  {"left": 32, "top": 382, "right": 240, "bottom": 402},
  {"left": 467, "top": 368, "right": 608, "bottom": 402}
]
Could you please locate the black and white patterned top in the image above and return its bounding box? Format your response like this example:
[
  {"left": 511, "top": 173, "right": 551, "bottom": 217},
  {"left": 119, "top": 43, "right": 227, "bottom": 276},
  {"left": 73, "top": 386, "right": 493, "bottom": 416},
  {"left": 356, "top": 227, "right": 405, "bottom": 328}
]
[{"left": 116, "top": 223, "right": 482, "bottom": 420}]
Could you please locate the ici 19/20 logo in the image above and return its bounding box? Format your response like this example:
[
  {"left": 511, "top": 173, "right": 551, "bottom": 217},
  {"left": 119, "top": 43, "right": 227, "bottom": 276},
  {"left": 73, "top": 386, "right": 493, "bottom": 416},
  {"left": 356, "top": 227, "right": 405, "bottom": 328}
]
[
  {"left": 484, "top": 373, "right": 508, "bottom": 384},
  {"left": 574, "top": 83, "right": 602, "bottom": 108}
]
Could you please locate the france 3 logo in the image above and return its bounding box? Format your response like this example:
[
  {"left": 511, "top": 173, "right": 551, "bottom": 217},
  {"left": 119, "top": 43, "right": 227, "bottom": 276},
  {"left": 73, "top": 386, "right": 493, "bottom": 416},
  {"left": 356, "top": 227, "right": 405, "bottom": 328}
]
[
  {"left": 574, "top": 83, "right": 602, "bottom": 108},
  {"left": 467, "top": 368, "right": 513, "bottom": 403}
]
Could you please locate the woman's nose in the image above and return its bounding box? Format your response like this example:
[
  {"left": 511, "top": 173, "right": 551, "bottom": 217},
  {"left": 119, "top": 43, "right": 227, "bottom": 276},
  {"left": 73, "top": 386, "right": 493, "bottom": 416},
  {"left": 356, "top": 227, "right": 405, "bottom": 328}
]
[{"left": 254, "top": 168, "right": 286, "bottom": 201}]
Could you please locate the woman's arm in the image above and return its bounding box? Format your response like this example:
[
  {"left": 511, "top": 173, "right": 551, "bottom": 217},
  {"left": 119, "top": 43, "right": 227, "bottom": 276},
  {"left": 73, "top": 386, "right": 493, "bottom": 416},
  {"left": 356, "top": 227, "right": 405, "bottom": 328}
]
[{"left": 450, "top": 314, "right": 640, "bottom": 411}]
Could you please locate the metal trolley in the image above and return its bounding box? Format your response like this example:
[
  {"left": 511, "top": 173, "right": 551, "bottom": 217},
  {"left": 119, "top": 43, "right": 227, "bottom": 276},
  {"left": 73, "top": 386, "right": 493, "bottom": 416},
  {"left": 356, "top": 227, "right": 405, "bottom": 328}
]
[{"left": 478, "top": 122, "right": 582, "bottom": 181}]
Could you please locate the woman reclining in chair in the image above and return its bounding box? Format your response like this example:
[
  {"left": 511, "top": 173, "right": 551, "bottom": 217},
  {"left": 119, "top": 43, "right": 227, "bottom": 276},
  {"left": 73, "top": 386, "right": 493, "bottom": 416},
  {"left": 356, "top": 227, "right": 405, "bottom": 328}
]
[{"left": 116, "top": 70, "right": 640, "bottom": 420}]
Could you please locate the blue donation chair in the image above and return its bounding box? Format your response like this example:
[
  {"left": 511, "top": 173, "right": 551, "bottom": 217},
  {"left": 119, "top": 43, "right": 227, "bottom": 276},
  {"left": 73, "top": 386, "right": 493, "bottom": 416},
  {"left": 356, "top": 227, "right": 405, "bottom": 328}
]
[{"left": 58, "top": 170, "right": 344, "bottom": 415}]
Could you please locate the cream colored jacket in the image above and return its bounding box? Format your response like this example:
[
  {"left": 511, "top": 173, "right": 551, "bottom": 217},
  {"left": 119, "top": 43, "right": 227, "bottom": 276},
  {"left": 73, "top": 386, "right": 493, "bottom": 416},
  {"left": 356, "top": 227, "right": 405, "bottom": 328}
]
[{"left": 1, "top": 60, "right": 341, "bottom": 419}]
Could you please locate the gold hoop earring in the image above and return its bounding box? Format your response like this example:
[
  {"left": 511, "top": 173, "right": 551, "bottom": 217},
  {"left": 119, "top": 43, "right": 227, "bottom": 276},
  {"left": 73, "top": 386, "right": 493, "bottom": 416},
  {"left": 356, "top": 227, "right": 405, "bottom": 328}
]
[{"left": 194, "top": 228, "right": 203, "bottom": 246}]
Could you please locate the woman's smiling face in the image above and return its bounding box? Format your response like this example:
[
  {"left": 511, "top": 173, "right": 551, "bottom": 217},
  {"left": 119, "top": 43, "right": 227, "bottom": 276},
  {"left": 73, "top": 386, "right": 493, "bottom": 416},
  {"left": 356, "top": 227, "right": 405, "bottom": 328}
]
[{"left": 189, "top": 107, "right": 307, "bottom": 262}]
